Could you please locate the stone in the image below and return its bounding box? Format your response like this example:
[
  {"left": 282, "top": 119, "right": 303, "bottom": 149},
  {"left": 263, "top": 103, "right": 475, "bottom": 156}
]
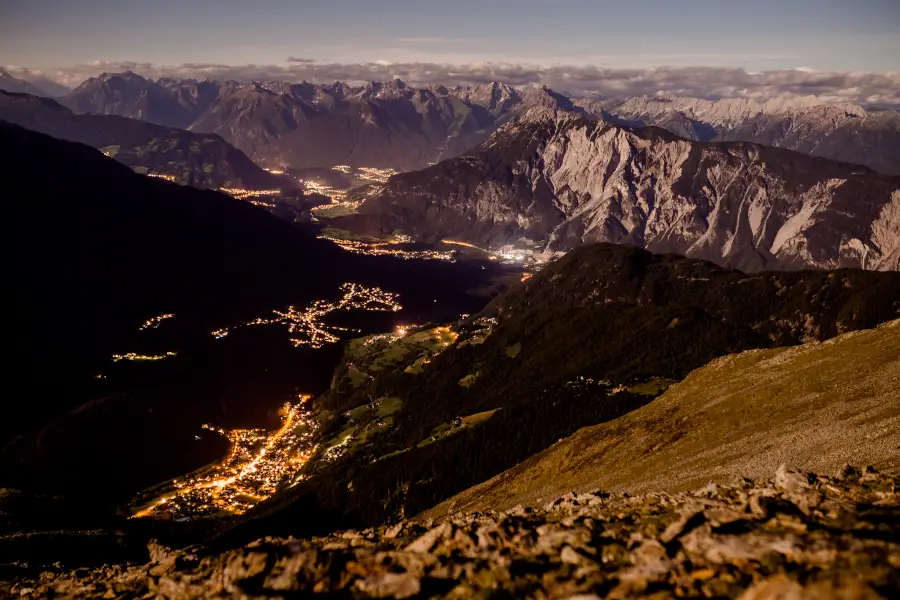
[
  {"left": 774, "top": 465, "right": 810, "bottom": 494},
  {"left": 404, "top": 522, "right": 453, "bottom": 553},
  {"left": 354, "top": 572, "right": 421, "bottom": 599},
  {"left": 659, "top": 508, "right": 705, "bottom": 543},
  {"left": 737, "top": 575, "right": 805, "bottom": 600},
  {"left": 836, "top": 464, "right": 860, "bottom": 479},
  {"left": 560, "top": 546, "right": 582, "bottom": 564}
]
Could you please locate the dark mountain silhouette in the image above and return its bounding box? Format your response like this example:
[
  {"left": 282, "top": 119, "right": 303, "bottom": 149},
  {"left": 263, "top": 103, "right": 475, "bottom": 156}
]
[
  {"left": 0, "top": 90, "right": 288, "bottom": 190},
  {"left": 6, "top": 121, "right": 343, "bottom": 443}
]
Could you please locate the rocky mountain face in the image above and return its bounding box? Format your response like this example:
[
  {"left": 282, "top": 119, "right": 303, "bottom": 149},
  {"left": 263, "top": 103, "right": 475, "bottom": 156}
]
[
  {"left": 62, "top": 71, "right": 214, "bottom": 129},
  {"left": 217, "top": 244, "right": 898, "bottom": 542},
  {"left": 581, "top": 95, "right": 900, "bottom": 175},
  {"left": 338, "top": 109, "right": 900, "bottom": 272},
  {"left": 0, "top": 90, "right": 288, "bottom": 190},
  {"left": 5, "top": 466, "right": 897, "bottom": 599}
]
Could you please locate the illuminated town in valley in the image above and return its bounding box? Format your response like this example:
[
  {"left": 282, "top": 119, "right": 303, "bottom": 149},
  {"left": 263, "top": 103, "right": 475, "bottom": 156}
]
[
  {"left": 317, "top": 233, "right": 456, "bottom": 261},
  {"left": 138, "top": 313, "right": 174, "bottom": 331},
  {"left": 111, "top": 351, "right": 177, "bottom": 362},
  {"left": 212, "top": 283, "right": 403, "bottom": 348},
  {"left": 307, "top": 165, "right": 399, "bottom": 210},
  {"left": 131, "top": 397, "right": 319, "bottom": 519},
  {"left": 147, "top": 173, "right": 177, "bottom": 182},
  {"left": 219, "top": 187, "right": 283, "bottom": 202}
]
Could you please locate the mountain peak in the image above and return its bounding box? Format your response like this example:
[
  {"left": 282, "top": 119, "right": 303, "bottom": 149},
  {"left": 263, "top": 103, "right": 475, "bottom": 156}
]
[{"left": 0, "top": 69, "right": 51, "bottom": 96}]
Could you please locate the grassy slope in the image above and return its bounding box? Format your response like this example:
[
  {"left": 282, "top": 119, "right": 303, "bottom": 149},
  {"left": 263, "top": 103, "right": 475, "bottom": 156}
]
[{"left": 429, "top": 319, "right": 900, "bottom": 518}]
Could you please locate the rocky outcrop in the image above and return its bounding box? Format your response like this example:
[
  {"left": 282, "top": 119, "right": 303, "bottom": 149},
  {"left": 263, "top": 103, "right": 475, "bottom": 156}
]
[
  {"left": 341, "top": 109, "right": 900, "bottom": 271},
  {"left": 6, "top": 467, "right": 897, "bottom": 598}
]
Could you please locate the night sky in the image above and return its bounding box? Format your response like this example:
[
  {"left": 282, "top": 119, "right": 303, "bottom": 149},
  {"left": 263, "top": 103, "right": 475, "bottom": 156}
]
[{"left": 2, "top": 0, "right": 898, "bottom": 72}]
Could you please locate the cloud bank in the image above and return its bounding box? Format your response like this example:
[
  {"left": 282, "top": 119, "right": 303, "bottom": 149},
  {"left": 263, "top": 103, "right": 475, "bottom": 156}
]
[{"left": 10, "top": 60, "right": 900, "bottom": 107}]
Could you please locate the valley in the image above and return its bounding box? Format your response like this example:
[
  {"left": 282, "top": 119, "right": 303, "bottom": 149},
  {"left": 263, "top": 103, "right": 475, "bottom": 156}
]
[
  {"left": 4, "top": 124, "right": 515, "bottom": 524},
  {"left": 4, "top": 27, "right": 900, "bottom": 594}
]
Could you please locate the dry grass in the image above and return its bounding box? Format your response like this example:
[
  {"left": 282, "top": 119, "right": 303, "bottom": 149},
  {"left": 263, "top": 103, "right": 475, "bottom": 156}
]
[{"left": 428, "top": 319, "right": 900, "bottom": 518}]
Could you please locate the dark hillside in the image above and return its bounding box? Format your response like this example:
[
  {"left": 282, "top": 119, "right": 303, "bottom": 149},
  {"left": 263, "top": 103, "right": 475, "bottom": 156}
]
[
  {"left": 0, "top": 91, "right": 288, "bottom": 190},
  {"left": 6, "top": 122, "right": 343, "bottom": 443}
]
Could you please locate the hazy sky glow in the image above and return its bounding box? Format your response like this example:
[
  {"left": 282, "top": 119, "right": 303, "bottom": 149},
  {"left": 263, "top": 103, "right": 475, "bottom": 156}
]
[
  {"left": 3, "top": 0, "right": 898, "bottom": 70},
  {"left": 1, "top": 0, "right": 898, "bottom": 102}
]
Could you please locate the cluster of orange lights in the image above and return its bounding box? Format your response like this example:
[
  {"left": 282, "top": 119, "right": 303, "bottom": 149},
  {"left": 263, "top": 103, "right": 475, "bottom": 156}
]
[
  {"left": 211, "top": 283, "right": 402, "bottom": 348},
  {"left": 131, "top": 396, "right": 318, "bottom": 519}
]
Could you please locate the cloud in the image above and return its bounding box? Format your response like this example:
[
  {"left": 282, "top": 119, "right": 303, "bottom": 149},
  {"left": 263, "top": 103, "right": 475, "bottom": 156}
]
[
  {"left": 285, "top": 57, "right": 316, "bottom": 64},
  {"left": 35, "top": 60, "right": 900, "bottom": 107}
]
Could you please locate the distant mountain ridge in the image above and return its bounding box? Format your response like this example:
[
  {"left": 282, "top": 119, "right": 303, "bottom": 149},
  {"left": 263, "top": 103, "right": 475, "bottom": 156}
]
[
  {"left": 335, "top": 108, "right": 900, "bottom": 272},
  {"left": 0, "top": 68, "right": 49, "bottom": 96},
  {"left": 60, "top": 73, "right": 535, "bottom": 171},
  {"left": 58, "top": 72, "right": 900, "bottom": 174},
  {"left": 0, "top": 90, "right": 288, "bottom": 190},
  {"left": 580, "top": 95, "right": 900, "bottom": 175}
]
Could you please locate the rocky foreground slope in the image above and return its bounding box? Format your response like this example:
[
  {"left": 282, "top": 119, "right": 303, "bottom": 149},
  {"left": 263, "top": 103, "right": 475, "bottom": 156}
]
[
  {"left": 337, "top": 109, "right": 900, "bottom": 272},
  {"left": 6, "top": 466, "right": 897, "bottom": 598}
]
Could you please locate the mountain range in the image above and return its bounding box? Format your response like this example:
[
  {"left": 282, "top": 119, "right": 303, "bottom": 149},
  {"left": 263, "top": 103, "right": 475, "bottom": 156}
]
[
  {"left": 0, "top": 90, "right": 287, "bottom": 190},
  {"left": 56, "top": 72, "right": 900, "bottom": 175},
  {"left": 59, "top": 73, "right": 529, "bottom": 171},
  {"left": 0, "top": 68, "right": 70, "bottom": 97},
  {"left": 336, "top": 108, "right": 900, "bottom": 272}
]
